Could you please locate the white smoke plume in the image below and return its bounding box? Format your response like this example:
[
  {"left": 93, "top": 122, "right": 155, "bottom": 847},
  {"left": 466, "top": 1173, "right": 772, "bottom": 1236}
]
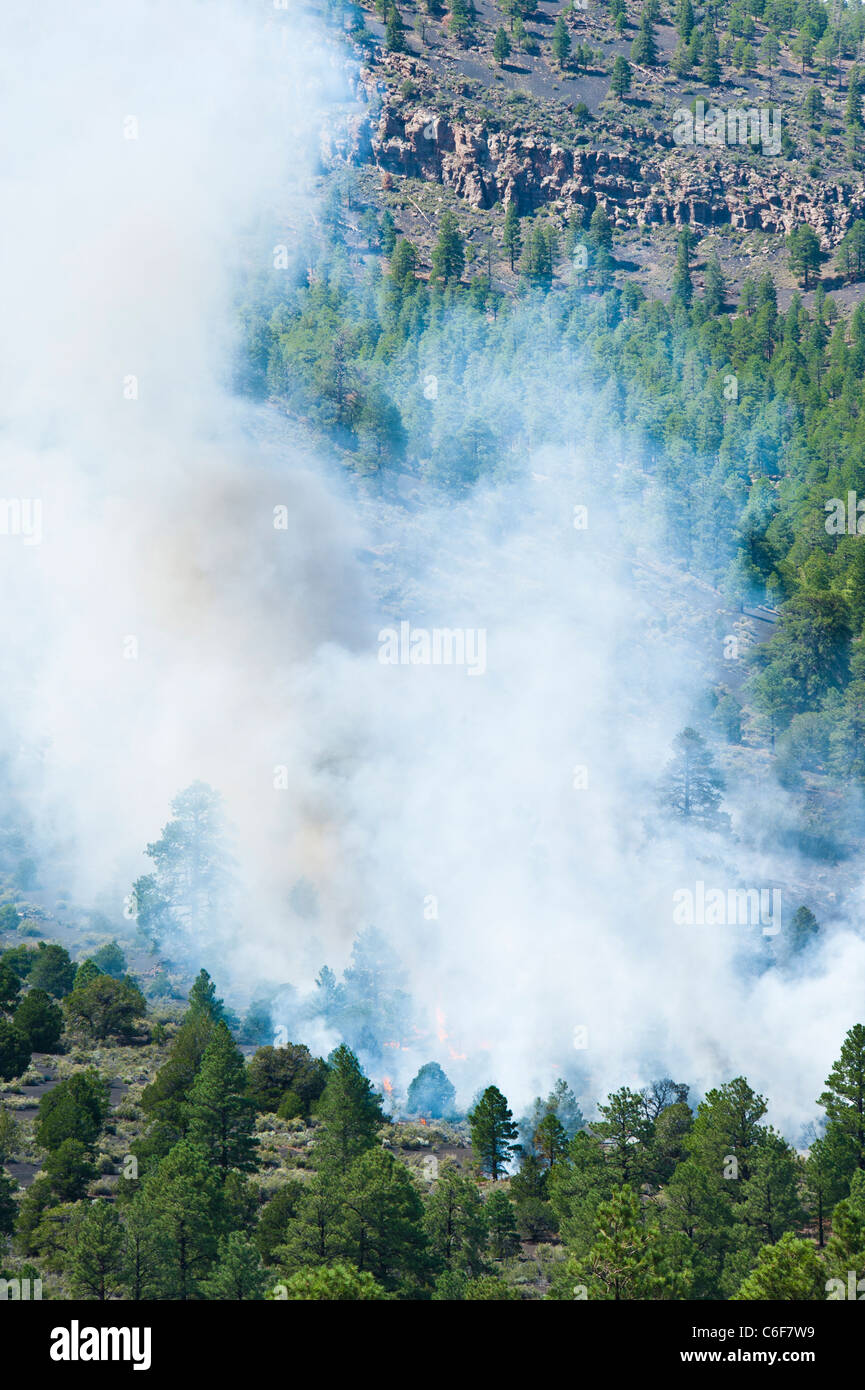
[{"left": 1, "top": 0, "right": 863, "bottom": 1139}]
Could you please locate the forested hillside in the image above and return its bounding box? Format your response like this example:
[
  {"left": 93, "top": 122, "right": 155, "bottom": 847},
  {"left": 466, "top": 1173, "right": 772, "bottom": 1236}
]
[{"left": 5, "top": 0, "right": 865, "bottom": 1311}]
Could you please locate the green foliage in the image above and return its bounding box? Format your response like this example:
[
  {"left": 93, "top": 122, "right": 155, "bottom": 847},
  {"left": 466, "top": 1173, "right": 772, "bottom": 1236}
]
[
  {"left": 68, "top": 1200, "right": 125, "bottom": 1300},
  {"left": 201, "top": 1231, "right": 268, "bottom": 1299},
  {"left": 485, "top": 1188, "right": 520, "bottom": 1259},
  {"left": 44, "top": 1139, "right": 97, "bottom": 1200},
  {"left": 787, "top": 224, "right": 822, "bottom": 289},
  {"left": 818, "top": 1023, "right": 865, "bottom": 1174},
  {"left": 0, "top": 961, "right": 21, "bottom": 1013},
  {"left": 64, "top": 974, "right": 146, "bottom": 1040},
  {"left": 630, "top": 7, "right": 657, "bottom": 65},
  {"left": 90, "top": 940, "right": 127, "bottom": 979},
  {"left": 13, "top": 988, "right": 63, "bottom": 1051},
  {"left": 255, "top": 1180, "right": 305, "bottom": 1263},
  {"left": 140, "top": 1006, "right": 215, "bottom": 1145},
  {"left": 552, "top": 16, "right": 571, "bottom": 67},
  {"left": 731, "top": 1230, "right": 825, "bottom": 1299},
  {"left": 277, "top": 1262, "right": 389, "bottom": 1299},
  {"left": 314, "top": 1043, "right": 387, "bottom": 1173},
  {"left": 247, "top": 1043, "right": 328, "bottom": 1116},
  {"left": 28, "top": 942, "right": 76, "bottom": 998},
  {"left": 187, "top": 1021, "right": 259, "bottom": 1175},
  {"left": 468, "top": 1085, "right": 518, "bottom": 1180},
  {"left": 36, "top": 1070, "right": 109, "bottom": 1152},
  {"left": 0, "top": 1019, "right": 31, "bottom": 1081},
  {"left": 74, "top": 959, "right": 103, "bottom": 991},
  {"left": 431, "top": 210, "right": 465, "bottom": 286},
  {"left": 464, "top": 1274, "right": 521, "bottom": 1299},
  {"left": 551, "top": 1184, "right": 690, "bottom": 1299},
  {"left": 405, "top": 1061, "right": 456, "bottom": 1118},
  {"left": 187, "top": 968, "right": 229, "bottom": 1023},
  {"left": 423, "top": 1163, "right": 488, "bottom": 1274},
  {"left": 136, "top": 782, "right": 231, "bottom": 948},
  {"left": 610, "top": 55, "right": 632, "bottom": 98},
  {"left": 134, "top": 1140, "right": 224, "bottom": 1299}
]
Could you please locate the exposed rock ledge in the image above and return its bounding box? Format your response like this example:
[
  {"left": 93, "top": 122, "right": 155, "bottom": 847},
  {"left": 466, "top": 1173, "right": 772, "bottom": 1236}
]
[{"left": 339, "top": 97, "right": 865, "bottom": 249}]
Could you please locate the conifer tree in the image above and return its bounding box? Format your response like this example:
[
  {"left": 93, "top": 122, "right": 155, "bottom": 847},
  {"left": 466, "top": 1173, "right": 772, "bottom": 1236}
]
[
  {"left": 631, "top": 6, "right": 658, "bottom": 65},
  {"left": 469, "top": 1085, "right": 518, "bottom": 1179},
  {"left": 819, "top": 1023, "right": 865, "bottom": 1173},
  {"left": 187, "top": 1021, "right": 259, "bottom": 1175},
  {"left": 314, "top": 1044, "right": 386, "bottom": 1173},
  {"left": 661, "top": 727, "right": 725, "bottom": 824},
  {"left": 68, "top": 1200, "right": 125, "bottom": 1301},
  {"left": 423, "top": 1162, "right": 488, "bottom": 1274},
  {"left": 502, "top": 202, "right": 522, "bottom": 271}
]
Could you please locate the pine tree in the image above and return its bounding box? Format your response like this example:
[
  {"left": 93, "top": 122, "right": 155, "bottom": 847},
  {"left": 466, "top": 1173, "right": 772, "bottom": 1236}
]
[
  {"left": 788, "top": 224, "right": 822, "bottom": 289},
  {"left": 405, "top": 1061, "right": 456, "bottom": 1118},
  {"left": 493, "top": 26, "right": 511, "bottom": 66},
  {"left": 737, "top": 1130, "right": 803, "bottom": 1246},
  {"left": 140, "top": 1007, "right": 215, "bottom": 1140},
  {"left": 789, "top": 905, "right": 820, "bottom": 953},
  {"left": 676, "top": 0, "right": 694, "bottom": 41},
  {"left": 337, "top": 1147, "right": 429, "bottom": 1292},
  {"left": 314, "top": 1044, "right": 386, "bottom": 1173},
  {"left": 13, "top": 988, "right": 62, "bottom": 1051},
  {"left": 700, "top": 21, "right": 721, "bottom": 86},
  {"left": 702, "top": 253, "right": 726, "bottom": 313},
  {"left": 0, "top": 1171, "right": 16, "bottom": 1238},
  {"left": 68, "top": 1200, "right": 125, "bottom": 1300},
  {"left": 631, "top": 7, "right": 658, "bottom": 65},
  {"left": 187, "top": 968, "right": 227, "bottom": 1023},
  {"left": 610, "top": 56, "right": 632, "bottom": 99},
  {"left": 385, "top": 4, "right": 405, "bottom": 52},
  {"left": 469, "top": 1085, "right": 518, "bottom": 1179},
  {"left": 593, "top": 1087, "right": 653, "bottom": 1186},
  {"left": 277, "top": 1168, "right": 345, "bottom": 1271},
  {"left": 848, "top": 67, "right": 865, "bottom": 129},
  {"left": 804, "top": 1129, "right": 851, "bottom": 1247},
  {"left": 824, "top": 1170, "right": 865, "bottom": 1285},
  {"left": 423, "top": 1163, "right": 488, "bottom": 1274},
  {"left": 533, "top": 1112, "right": 569, "bottom": 1169},
  {"left": 588, "top": 204, "right": 613, "bottom": 251},
  {"left": 280, "top": 1263, "right": 388, "bottom": 1299},
  {"left": 121, "top": 1196, "right": 164, "bottom": 1300},
  {"left": 686, "top": 1076, "right": 767, "bottom": 1189},
  {"left": 552, "top": 16, "right": 571, "bottom": 68},
  {"left": 503, "top": 202, "right": 522, "bottom": 271},
  {"left": 201, "top": 1231, "right": 268, "bottom": 1299},
  {"left": 731, "top": 1230, "right": 825, "bottom": 1299},
  {"left": 485, "top": 1188, "right": 521, "bottom": 1258},
  {"left": 819, "top": 1024, "right": 865, "bottom": 1173},
  {"left": 661, "top": 727, "right": 725, "bottom": 824},
  {"left": 187, "top": 1021, "right": 259, "bottom": 1175},
  {"left": 431, "top": 210, "right": 465, "bottom": 285},
  {"left": 560, "top": 1184, "right": 689, "bottom": 1299},
  {"left": 136, "top": 1140, "right": 223, "bottom": 1300},
  {"left": 671, "top": 233, "right": 693, "bottom": 308}
]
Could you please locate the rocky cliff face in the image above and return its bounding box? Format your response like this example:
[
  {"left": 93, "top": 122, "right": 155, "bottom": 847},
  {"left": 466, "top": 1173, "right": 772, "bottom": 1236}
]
[{"left": 344, "top": 84, "right": 865, "bottom": 248}]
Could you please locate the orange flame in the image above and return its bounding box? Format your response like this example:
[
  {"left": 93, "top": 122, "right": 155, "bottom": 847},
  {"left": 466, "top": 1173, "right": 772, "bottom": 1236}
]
[{"left": 382, "top": 1076, "right": 393, "bottom": 1095}]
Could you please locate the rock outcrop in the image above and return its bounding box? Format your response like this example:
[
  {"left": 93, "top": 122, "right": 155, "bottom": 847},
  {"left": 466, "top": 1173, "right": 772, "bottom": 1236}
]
[{"left": 342, "top": 78, "right": 865, "bottom": 248}]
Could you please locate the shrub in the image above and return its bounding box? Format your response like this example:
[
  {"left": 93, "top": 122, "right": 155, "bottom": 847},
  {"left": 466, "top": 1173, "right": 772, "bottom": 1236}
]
[
  {"left": 64, "top": 976, "right": 146, "bottom": 1040},
  {"left": 0, "top": 1020, "right": 31, "bottom": 1081},
  {"left": 13, "top": 989, "right": 63, "bottom": 1052}
]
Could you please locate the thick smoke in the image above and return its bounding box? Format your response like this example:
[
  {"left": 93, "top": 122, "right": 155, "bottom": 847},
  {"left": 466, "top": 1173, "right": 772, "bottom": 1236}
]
[{"left": 2, "top": 0, "right": 864, "bottom": 1138}]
